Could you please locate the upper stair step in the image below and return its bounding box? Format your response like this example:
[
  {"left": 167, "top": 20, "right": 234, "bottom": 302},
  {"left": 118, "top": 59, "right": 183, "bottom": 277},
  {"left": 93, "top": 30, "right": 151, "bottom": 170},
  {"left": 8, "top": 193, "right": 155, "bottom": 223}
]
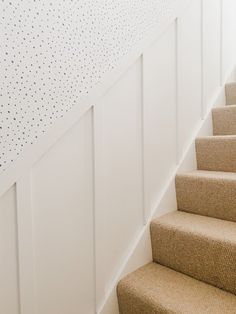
[
  {"left": 212, "top": 105, "right": 236, "bottom": 135},
  {"left": 117, "top": 262, "right": 236, "bottom": 314},
  {"left": 150, "top": 211, "right": 236, "bottom": 295},
  {"left": 176, "top": 170, "right": 236, "bottom": 222},
  {"left": 196, "top": 135, "right": 236, "bottom": 172},
  {"left": 225, "top": 82, "right": 236, "bottom": 106}
]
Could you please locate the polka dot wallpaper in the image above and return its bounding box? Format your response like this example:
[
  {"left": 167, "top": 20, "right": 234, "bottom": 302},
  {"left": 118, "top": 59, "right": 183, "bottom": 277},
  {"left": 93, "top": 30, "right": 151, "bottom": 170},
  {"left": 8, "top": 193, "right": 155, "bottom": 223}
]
[{"left": 0, "top": 0, "right": 177, "bottom": 172}]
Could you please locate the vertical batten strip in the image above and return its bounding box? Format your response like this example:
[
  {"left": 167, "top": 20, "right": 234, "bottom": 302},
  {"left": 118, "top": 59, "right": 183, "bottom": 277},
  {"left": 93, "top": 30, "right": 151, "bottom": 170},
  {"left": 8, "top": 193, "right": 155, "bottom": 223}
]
[
  {"left": 92, "top": 103, "right": 106, "bottom": 313},
  {"left": 220, "top": 0, "right": 224, "bottom": 86},
  {"left": 16, "top": 173, "right": 35, "bottom": 314},
  {"left": 141, "top": 54, "right": 148, "bottom": 225},
  {"left": 91, "top": 106, "right": 98, "bottom": 314},
  {"left": 175, "top": 17, "right": 180, "bottom": 164},
  {"left": 200, "top": 0, "right": 205, "bottom": 119}
]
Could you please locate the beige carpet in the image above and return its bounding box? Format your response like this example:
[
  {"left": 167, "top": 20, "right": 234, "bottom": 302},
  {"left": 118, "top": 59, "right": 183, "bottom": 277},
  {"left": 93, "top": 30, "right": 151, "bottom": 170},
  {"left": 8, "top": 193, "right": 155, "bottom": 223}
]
[
  {"left": 117, "top": 82, "right": 236, "bottom": 313},
  {"left": 117, "top": 263, "right": 236, "bottom": 314},
  {"left": 212, "top": 105, "right": 236, "bottom": 135},
  {"left": 176, "top": 170, "right": 236, "bottom": 222},
  {"left": 196, "top": 135, "right": 236, "bottom": 172},
  {"left": 226, "top": 82, "right": 236, "bottom": 106}
]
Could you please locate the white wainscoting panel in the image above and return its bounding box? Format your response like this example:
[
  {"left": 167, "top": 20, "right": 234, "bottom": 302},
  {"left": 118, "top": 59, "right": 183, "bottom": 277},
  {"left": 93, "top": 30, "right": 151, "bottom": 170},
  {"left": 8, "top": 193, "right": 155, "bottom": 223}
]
[
  {"left": 202, "top": 0, "right": 221, "bottom": 114},
  {"left": 0, "top": 185, "right": 19, "bottom": 314},
  {"left": 94, "top": 59, "right": 143, "bottom": 308},
  {"left": 31, "top": 110, "right": 95, "bottom": 314},
  {"left": 143, "top": 22, "right": 177, "bottom": 215},
  {"left": 177, "top": 0, "right": 202, "bottom": 156}
]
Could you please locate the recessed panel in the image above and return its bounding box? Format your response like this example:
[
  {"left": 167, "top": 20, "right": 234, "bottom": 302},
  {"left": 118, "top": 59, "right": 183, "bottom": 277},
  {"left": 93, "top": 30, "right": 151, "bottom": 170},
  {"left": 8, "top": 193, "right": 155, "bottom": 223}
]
[
  {"left": 143, "top": 22, "right": 177, "bottom": 212},
  {"left": 178, "top": 0, "right": 202, "bottom": 156},
  {"left": 203, "top": 0, "right": 221, "bottom": 112},
  {"left": 95, "top": 59, "right": 143, "bottom": 302},
  {"left": 32, "top": 110, "right": 95, "bottom": 314}
]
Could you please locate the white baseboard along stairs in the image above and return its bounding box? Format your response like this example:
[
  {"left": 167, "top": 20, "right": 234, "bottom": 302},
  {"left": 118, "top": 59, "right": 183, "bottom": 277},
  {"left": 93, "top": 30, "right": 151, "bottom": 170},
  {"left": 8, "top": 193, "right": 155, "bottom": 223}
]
[{"left": 117, "top": 82, "right": 236, "bottom": 313}]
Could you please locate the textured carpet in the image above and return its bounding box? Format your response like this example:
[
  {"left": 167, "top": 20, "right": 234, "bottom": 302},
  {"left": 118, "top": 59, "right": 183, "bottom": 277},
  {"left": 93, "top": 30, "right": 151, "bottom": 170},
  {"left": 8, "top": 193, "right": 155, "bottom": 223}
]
[
  {"left": 117, "top": 82, "right": 236, "bottom": 313},
  {"left": 196, "top": 135, "right": 236, "bottom": 172},
  {"left": 150, "top": 211, "right": 236, "bottom": 295},
  {"left": 176, "top": 170, "right": 236, "bottom": 222},
  {"left": 117, "top": 263, "right": 236, "bottom": 314},
  {"left": 225, "top": 82, "right": 236, "bottom": 106},
  {"left": 212, "top": 105, "right": 236, "bottom": 135}
]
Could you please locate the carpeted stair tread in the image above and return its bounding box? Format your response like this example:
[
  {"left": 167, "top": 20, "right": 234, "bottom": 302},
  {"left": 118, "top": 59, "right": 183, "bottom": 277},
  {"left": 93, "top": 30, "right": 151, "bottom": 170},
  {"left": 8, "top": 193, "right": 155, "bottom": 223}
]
[
  {"left": 225, "top": 82, "right": 236, "bottom": 106},
  {"left": 150, "top": 211, "right": 236, "bottom": 295},
  {"left": 212, "top": 105, "right": 236, "bottom": 135},
  {"left": 117, "top": 82, "right": 236, "bottom": 313},
  {"left": 196, "top": 135, "right": 236, "bottom": 172},
  {"left": 176, "top": 170, "right": 236, "bottom": 222},
  {"left": 117, "top": 262, "right": 236, "bottom": 314}
]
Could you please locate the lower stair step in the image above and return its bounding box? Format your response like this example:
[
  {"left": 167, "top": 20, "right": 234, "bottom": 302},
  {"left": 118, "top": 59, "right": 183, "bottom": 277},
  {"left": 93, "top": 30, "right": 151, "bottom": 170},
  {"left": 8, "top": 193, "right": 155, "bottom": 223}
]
[
  {"left": 150, "top": 211, "right": 236, "bottom": 295},
  {"left": 225, "top": 82, "right": 236, "bottom": 106},
  {"left": 212, "top": 105, "right": 236, "bottom": 135},
  {"left": 117, "top": 262, "right": 236, "bottom": 314},
  {"left": 176, "top": 170, "right": 236, "bottom": 222},
  {"left": 196, "top": 135, "right": 236, "bottom": 172}
]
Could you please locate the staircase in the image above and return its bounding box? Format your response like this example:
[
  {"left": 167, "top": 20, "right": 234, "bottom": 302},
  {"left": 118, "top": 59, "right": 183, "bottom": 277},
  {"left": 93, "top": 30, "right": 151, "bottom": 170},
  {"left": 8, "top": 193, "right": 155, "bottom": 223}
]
[{"left": 117, "top": 83, "right": 236, "bottom": 313}]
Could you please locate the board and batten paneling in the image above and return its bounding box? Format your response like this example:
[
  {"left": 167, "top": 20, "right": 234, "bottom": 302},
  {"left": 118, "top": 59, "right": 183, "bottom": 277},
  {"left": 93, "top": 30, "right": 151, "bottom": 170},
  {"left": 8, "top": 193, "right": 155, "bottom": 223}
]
[
  {"left": 143, "top": 22, "right": 177, "bottom": 216},
  {"left": 31, "top": 110, "right": 95, "bottom": 314},
  {"left": 0, "top": 185, "right": 19, "bottom": 314},
  {"left": 94, "top": 59, "right": 144, "bottom": 308},
  {"left": 0, "top": 1, "right": 236, "bottom": 314}
]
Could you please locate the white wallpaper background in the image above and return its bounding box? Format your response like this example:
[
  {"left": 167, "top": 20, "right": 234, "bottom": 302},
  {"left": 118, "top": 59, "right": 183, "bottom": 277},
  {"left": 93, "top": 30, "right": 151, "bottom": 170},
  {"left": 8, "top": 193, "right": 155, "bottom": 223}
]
[{"left": 0, "top": 0, "right": 178, "bottom": 172}]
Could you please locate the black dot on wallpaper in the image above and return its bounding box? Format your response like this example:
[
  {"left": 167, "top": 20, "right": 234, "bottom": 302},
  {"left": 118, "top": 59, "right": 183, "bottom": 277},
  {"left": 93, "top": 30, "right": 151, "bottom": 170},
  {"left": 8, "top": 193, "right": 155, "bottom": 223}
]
[{"left": 0, "top": 0, "right": 174, "bottom": 172}]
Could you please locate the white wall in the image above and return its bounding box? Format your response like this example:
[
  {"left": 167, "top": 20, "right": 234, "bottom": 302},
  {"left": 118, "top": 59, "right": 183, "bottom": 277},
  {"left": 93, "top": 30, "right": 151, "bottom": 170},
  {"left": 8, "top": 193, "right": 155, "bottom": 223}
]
[
  {"left": 0, "top": 0, "right": 236, "bottom": 313},
  {"left": 0, "top": 0, "right": 183, "bottom": 173}
]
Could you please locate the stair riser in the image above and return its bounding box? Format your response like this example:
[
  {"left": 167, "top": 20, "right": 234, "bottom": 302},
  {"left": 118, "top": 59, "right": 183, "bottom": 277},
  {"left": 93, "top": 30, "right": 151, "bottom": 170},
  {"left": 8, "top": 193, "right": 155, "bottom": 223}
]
[
  {"left": 225, "top": 83, "right": 236, "bottom": 106},
  {"left": 212, "top": 107, "right": 236, "bottom": 135},
  {"left": 117, "top": 289, "right": 161, "bottom": 314},
  {"left": 176, "top": 175, "right": 236, "bottom": 222},
  {"left": 196, "top": 137, "right": 236, "bottom": 172},
  {"left": 150, "top": 222, "right": 236, "bottom": 295}
]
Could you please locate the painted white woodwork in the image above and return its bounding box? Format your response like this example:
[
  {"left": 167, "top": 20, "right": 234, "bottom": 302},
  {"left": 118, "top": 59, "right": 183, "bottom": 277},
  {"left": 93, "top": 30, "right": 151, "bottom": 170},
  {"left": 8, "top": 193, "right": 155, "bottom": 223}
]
[
  {"left": 0, "top": 185, "right": 19, "bottom": 314},
  {"left": 177, "top": 0, "right": 202, "bottom": 156},
  {"left": 16, "top": 174, "right": 35, "bottom": 314},
  {"left": 31, "top": 110, "right": 95, "bottom": 314},
  {"left": 143, "top": 22, "right": 177, "bottom": 216},
  {"left": 202, "top": 0, "right": 221, "bottom": 114},
  {"left": 0, "top": 1, "right": 236, "bottom": 314},
  {"left": 94, "top": 59, "right": 143, "bottom": 308}
]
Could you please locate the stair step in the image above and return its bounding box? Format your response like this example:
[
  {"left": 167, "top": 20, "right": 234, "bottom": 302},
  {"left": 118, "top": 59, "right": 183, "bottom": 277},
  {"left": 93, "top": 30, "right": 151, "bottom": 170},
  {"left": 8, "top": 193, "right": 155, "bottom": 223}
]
[
  {"left": 176, "top": 170, "right": 236, "bottom": 222},
  {"left": 117, "top": 262, "right": 236, "bottom": 314},
  {"left": 196, "top": 135, "right": 236, "bottom": 172},
  {"left": 225, "top": 82, "right": 236, "bottom": 106},
  {"left": 212, "top": 105, "right": 236, "bottom": 135},
  {"left": 150, "top": 211, "right": 236, "bottom": 295}
]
